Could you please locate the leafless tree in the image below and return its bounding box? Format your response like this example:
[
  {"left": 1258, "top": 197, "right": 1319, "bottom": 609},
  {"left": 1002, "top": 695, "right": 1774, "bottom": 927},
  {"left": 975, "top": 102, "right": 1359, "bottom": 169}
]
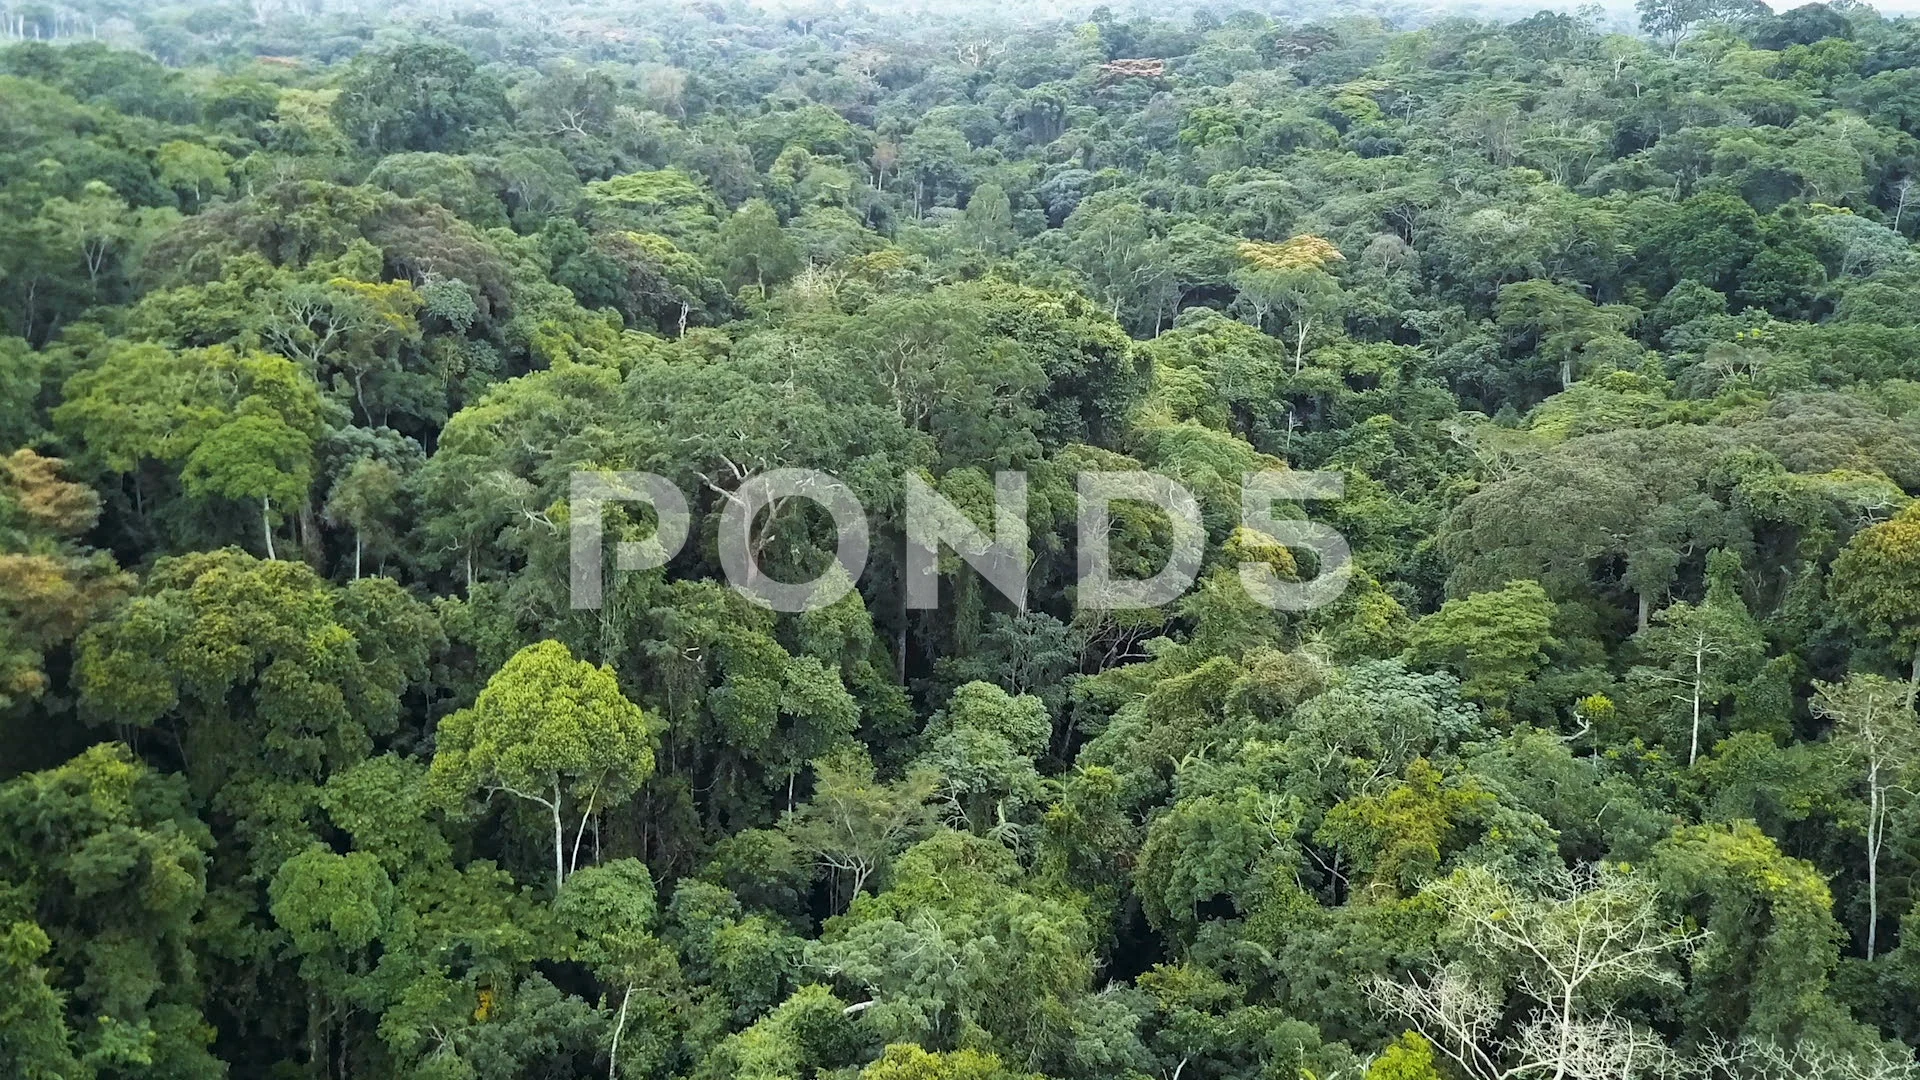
[
  {"left": 1370, "top": 864, "right": 1704, "bottom": 1080},
  {"left": 1695, "top": 1038, "right": 1920, "bottom": 1080}
]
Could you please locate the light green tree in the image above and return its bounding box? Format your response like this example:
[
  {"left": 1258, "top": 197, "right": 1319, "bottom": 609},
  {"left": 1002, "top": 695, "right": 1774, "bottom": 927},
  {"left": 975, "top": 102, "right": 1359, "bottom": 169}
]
[
  {"left": 429, "top": 640, "right": 660, "bottom": 891},
  {"left": 181, "top": 412, "right": 316, "bottom": 561},
  {"left": 1638, "top": 0, "right": 1766, "bottom": 55},
  {"left": 1405, "top": 580, "right": 1558, "bottom": 715},
  {"left": 713, "top": 199, "right": 801, "bottom": 295},
  {"left": 1494, "top": 279, "right": 1643, "bottom": 391},
  {"left": 1655, "top": 822, "right": 1863, "bottom": 1046},
  {"left": 41, "top": 181, "right": 129, "bottom": 293},
  {"left": 56, "top": 343, "right": 328, "bottom": 557},
  {"left": 0, "top": 920, "right": 77, "bottom": 1080},
  {"left": 1233, "top": 236, "right": 1347, "bottom": 371},
  {"left": 807, "top": 830, "right": 1121, "bottom": 1063},
  {"left": 1367, "top": 1033, "right": 1446, "bottom": 1080},
  {"left": 156, "top": 141, "right": 232, "bottom": 208},
  {"left": 1136, "top": 784, "right": 1296, "bottom": 937},
  {"left": 958, "top": 182, "right": 1015, "bottom": 255},
  {"left": 1833, "top": 502, "right": 1920, "bottom": 705},
  {"left": 1317, "top": 758, "right": 1495, "bottom": 899},
  {"left": 558, "top": 859, "right": 679, "bottom": 1079},
  {"left": 916, "top": 682, "right": 1051, "bottom": 840},
  {"left": 1632, "top": 551, "right": 1767, "bottom": 765},
  {"left": 860, "top": 1043, "right": 1034, "bottom": 1080},
  {"left": 323, "top": 456, "right": 404, "bottom": 579},
  {"left": 268, "top": 845, "right": 395, "bottom": 1070},
  {"left": 692, "top": 984, "right": 858, "bottom": 1080},
  {"left": 780, "top": 749, "right": 937, "bottom": 909},
  {"left": 1062, "top": 195, "right": 1171, "bottom": 328}
]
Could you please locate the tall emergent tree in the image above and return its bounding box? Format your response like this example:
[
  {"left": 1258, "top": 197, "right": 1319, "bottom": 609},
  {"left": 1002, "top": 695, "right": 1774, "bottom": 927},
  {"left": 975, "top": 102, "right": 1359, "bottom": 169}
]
[
  {"left": 1634, "top": 551, "right": 1766, "bottom": 765},
  {"left": 1813, "top": 674, "right": 1919, "bottom": 960},
  {"left": 430, "top": 640, "right": 660, "bottom": 891}
]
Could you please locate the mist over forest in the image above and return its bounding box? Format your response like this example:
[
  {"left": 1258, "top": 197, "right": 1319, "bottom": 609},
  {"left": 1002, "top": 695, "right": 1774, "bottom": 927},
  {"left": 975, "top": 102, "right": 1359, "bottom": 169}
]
[{"left": 12, "top": 0, "right": 1920, "bottom": 1078}]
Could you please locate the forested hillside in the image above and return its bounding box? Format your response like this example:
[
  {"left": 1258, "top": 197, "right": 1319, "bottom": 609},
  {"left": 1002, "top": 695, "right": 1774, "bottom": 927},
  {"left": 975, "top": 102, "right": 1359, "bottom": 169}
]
[{"left": 12, "top": 1, "right": 1920, "bottom": 1077}]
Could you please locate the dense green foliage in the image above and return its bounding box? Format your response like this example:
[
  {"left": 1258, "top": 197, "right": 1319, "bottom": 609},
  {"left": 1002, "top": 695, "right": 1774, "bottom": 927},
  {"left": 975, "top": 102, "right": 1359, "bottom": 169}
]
[{"left": 13, "top": 0, "right": 1920, "bottom": 1076}]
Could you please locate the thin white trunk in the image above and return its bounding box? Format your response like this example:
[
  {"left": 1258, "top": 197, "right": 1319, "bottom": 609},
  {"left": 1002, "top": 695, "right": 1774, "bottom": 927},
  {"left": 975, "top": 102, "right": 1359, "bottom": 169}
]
[
  {"left": 1867, "top": 765, "right": 1882, "bottom": 960},
  {"left": 1689, "top": 643, "right": 1704, "bottom": 766},
  {"left": 263, "top": 498, "right": 277, "bottom": 560},
  {"left": 608, "top": 985, "right": 635, "bottom": 1080},
  {"left": 569, "top": 785, "right": 600, "bottom": 876},
  {"left": 1553, "top": 985, "right": 1575, "bottom": 1080},
  {"left": 552, "top": 786, "right": 567, "bottom": 891}
]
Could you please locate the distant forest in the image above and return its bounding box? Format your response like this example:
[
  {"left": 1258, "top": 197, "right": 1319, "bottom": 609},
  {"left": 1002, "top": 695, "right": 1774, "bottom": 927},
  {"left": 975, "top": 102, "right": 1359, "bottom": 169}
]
[{"left": 10, "top": 1, "right": 1920, "bottom": 1078}]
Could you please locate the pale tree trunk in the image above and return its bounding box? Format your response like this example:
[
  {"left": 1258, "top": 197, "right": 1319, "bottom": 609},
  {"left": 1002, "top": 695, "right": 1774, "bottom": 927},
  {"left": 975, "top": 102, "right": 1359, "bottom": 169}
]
[
  {"left": 1553, "top": 984, "right": 1576, "bottom": 1080},
  {"left": 551, "top": 785, "right": 567, "bottom": 891},
  {"left": 569, "top": 786, "right": 600, "bottom": 876},
  {"left": 1907, "top": 646, "right": 1919, "bottom": 709},
  {"left": 1689, "top": 644, "right": 1704, "bottom": 766},
  {"left": 307, "top": 993, "right": 324, "bottom": 1080},
  {"left": 300, "top": 499, "right": 324, "bottom": 568},
  {"left": 84, "top": 240, "right": 108, "bottom": 292},
  {"left": 1867, "top": 765, "right": 1882, "bottom": 960},
  {"left": 262, "top": 497, "right": 277, "bottom": 560},
  {"left": 608, "top": 985, "right": 636, "bottom": 1080}
]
